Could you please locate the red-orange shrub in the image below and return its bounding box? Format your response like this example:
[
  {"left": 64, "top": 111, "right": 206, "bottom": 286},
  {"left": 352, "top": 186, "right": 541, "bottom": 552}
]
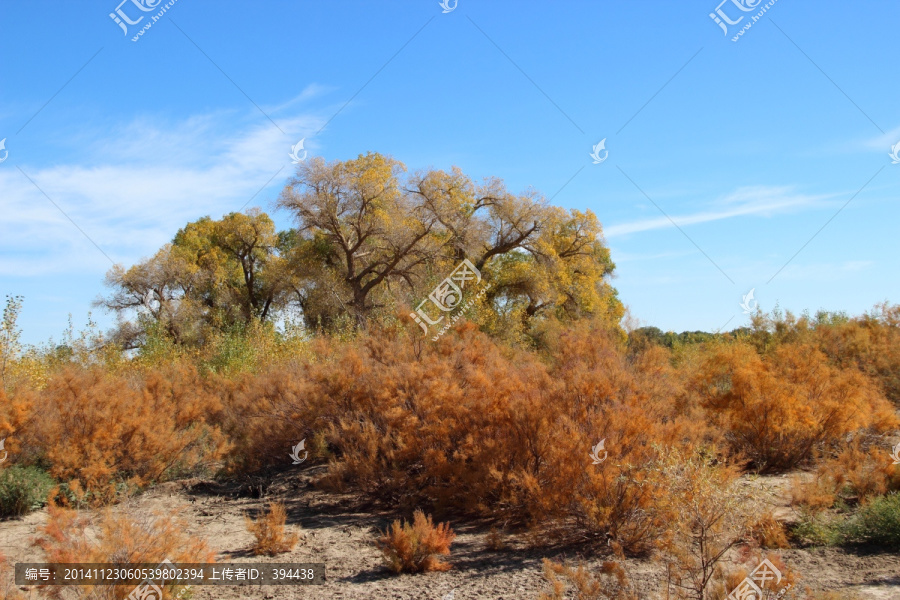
[
  {"left": 655, "top": 454, "right": 763, "bottom": 599},
  {"left": 223, "top": 321, "right": 706, "bottom": 553},
  {"left": 749, "top": 513, "right": 790, "bottom": 549},
  {"left": 35, "top": 502, "right": 215, "bottom": 600},
  {"left": 692, "top": 342, "right": 897, "bottom": 471},
  {"left": 19, "top": 365, "right": 227, "bottom": 503},
  {"left": 0, "top": 387, "right": 30, "bottom": 466},
  {"left": 790, "top": 473, "right": 837, "bottom": 512},
  {"left": 376, "top": 510, "right": 455, "bottom": 573},
  {"left": 792, "top": 441, "right": 900, "bottom": 510},
  {"left": 811, "top": 303, "right": 900, "bottom": 407}
]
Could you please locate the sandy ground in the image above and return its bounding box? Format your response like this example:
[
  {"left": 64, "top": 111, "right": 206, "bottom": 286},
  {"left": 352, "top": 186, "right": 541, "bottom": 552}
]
[{"left": 3, "top": 469, "right": 899, "bottom": 600}]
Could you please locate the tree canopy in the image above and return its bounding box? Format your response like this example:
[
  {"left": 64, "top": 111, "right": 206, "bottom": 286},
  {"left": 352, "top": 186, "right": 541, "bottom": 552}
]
[{"left": 100, "top": 152, "right": 623, "bottom": 344}]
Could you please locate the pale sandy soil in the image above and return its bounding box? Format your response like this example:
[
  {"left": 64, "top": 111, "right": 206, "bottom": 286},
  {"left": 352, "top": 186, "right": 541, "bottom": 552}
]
[{"left": 2, "top": 470, "right": 899, "bottom": 599}]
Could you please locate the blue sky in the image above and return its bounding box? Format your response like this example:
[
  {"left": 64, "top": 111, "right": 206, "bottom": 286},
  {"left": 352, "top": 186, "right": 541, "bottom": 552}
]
[{"left": 1, "top": 0, "right": 898, "bottom": 344}]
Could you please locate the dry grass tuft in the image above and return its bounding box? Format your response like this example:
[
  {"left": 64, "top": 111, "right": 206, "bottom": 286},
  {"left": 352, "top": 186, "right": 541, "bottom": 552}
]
[
  {"left": 376, "top": 510, "right": 455, "bottom": 573},
  {"left": 539, "top": 558, "right": 638, "bottom": 600},
  {"left": 485, "top": 527, "right": 507, "bottom": 551},
  {"left": 246, "top": 501, "right": 299, "bottom": 556},
  {"left": 791, "top": 473, "right": 837, "bottom": 512},
  {"left": 749, "top": 512, "right": 790, "bottom": 549}
]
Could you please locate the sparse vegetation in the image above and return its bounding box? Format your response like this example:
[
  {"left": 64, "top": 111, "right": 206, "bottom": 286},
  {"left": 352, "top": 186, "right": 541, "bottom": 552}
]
[
  {"left": 246, "top": 501, "right": 299, "bottom": 556},
  {"left": 34, "top": 503, "right": 214, "bottom": 600},
  {"left": 749, "top": 512, "right": 790, "bottom": 549},
  {"left": 654, "top": 454, "right": 761, "bottom": 599},
  {"left": 719, "top": 553, "right": 799, "bottom": 600},
  {"left": 791, "top": 510, "right": 847, "bottom": 547},
  {"left": 485, "top": 527, "right": 506, "bottom": 551},
  {"left": 539, "top": 558, "right": 638, "bottom": 600}
]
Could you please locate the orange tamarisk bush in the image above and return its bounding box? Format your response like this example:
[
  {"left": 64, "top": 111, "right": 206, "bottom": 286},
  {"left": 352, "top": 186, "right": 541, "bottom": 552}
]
[
  {"left": 376, "top": 510, "right": 455, "bottom": 573},
  {"left": 19, "top": 364, "right": 227, "bottom": 504},
  {"left": 246, "top": 501, "right": 300, "bottom": 556},
  {"left": 35, "top": 502, "right": 214, "bottom": 600},
  {"left": 692, "top": 341, "right": 897, "bottom": 472}
]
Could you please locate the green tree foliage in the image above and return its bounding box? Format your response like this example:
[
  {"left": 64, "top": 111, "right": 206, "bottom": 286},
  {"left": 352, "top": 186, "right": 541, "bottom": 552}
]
[
  {"left": 99, "top": 209, "right": 293, "bottom": 346},
  {"left": 628, "top": 326, "right": 721, "bottom": 353},
  {"left": 102, "top": 153, "right": 623, "bottom": 344}
]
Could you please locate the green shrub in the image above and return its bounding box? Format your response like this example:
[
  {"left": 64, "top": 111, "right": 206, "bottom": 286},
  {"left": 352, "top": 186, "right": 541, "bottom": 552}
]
[
  {"left": 843, "top": 493, "right": 900, "bottom": 549},
  {"left": 792, "top": 493, "right": 900, "bottom": 550},
  {"left": 791, "top": 510, "right": 844, "bottom": 547},
  {"left": 0, "top": 466, "right": 55, "bottom": 517}
]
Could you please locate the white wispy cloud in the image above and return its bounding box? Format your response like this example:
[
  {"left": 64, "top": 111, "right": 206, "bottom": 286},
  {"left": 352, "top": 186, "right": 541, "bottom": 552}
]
[
  {"left": 862, "top": 124, "right": 900, "bottom": 151},
  {"left": 0, "top": 104, "right": 324, "bottom": 277},
  {"left": 264, "top": 84, "right": 335, "bottom": 115},
  {"left": 604, "top": 185, "right": 833, "bottom": 238}
]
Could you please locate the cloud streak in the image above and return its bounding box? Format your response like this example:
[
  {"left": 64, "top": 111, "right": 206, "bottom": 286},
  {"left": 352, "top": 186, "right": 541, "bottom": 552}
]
[
  {"left": 605, "top": 186, "right": 834, "bottom": 238},
  {"left": 0, "top": 107, "right": 323, "bottom": 277}
]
